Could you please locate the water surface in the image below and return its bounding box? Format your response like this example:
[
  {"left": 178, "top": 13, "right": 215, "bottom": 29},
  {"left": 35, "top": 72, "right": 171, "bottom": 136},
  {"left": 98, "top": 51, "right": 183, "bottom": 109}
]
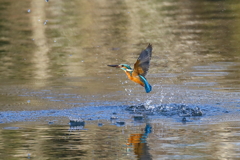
[{"left": 0, "top": 0, "right": 240, "bottom": 159}]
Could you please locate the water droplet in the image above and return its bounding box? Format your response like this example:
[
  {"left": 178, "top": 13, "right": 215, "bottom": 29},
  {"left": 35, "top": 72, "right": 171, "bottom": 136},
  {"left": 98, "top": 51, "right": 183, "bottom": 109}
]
[
  {"left": 45, "top": 0, "right": 49, "bottom": 2},
  {"left": 145, "top": 100, "right": 152, "bottom": 105},
  {"left": 110, "top": 115, "right": 118, "bottom": 120},
  {"left": 27, "top": 100, "right": 30, "bottom": 103},
  {"left": 54, "top": 40, "right": 56, "bottom": 42},
  {"left": 27, "top": 153, "right": 31, "bottom": 159},
  {"left": 44, "top": 20, "right": 48, "bottom": 25},
  {"left": 27, "top": 9, "right": 31, "bottom": 13}
]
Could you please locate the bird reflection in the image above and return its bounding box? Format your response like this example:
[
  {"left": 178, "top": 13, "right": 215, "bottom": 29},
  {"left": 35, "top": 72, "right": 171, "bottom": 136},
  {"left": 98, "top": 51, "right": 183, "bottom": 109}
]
[{"left": 127, "top": 124, "right": 152, "bottom": 159}]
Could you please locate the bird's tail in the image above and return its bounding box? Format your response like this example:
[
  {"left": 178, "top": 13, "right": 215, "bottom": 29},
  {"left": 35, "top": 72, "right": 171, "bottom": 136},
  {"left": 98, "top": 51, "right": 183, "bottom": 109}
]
[{"left": 139, "top": 75, "right": 152, "bottom": 93}]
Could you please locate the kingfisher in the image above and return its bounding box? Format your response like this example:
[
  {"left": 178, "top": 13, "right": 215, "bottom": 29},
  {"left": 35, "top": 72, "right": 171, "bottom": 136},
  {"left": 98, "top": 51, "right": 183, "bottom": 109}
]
[{"left": 108, "top": 44, "right": 152, "bottom": 93}]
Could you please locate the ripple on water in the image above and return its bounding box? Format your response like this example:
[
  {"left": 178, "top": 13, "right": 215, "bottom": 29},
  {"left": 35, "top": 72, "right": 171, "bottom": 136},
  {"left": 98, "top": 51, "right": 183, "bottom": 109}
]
[{"left": 0, "top": 102, "right": 234, "bottom": 124}]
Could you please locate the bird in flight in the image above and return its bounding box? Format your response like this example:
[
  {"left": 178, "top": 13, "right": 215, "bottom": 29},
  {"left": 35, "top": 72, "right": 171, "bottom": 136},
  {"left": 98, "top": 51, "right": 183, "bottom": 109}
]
[{"left": 108, "top": 44, "right": 152, "bottom": 93}]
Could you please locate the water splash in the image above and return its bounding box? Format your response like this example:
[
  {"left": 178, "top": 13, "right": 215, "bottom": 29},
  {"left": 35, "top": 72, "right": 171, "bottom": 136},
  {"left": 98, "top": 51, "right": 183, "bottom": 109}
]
[
  {"left": 44, "top": 20, "right": 48, "bottom": 25},
  {"left": 125, "top": 88, "right": 132, "bottom": 96}
]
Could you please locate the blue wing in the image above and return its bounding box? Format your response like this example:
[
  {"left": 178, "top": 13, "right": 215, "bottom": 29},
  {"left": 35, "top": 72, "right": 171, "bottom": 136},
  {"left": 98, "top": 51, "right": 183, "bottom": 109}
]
[{"left": 133, "top": 44, "right": 152, "bottom": 77}]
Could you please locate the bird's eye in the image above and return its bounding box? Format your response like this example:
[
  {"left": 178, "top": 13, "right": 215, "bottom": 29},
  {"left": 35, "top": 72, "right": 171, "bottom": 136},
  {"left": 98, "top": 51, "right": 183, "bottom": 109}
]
[{"left": 121, "top": 65, "right": 124, "bottom": 67}]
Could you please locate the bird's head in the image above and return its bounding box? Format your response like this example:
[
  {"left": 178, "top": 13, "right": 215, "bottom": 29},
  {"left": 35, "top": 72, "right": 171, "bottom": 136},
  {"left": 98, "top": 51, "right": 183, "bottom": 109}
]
[{"left": 108, "top": 64, "right": 133, "bottom": 72}]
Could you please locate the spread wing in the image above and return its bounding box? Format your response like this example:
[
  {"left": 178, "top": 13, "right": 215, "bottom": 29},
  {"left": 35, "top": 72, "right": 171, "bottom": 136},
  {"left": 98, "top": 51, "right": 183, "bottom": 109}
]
[{"left": 133, "top": 44, "right": 152, "bottom": 77}]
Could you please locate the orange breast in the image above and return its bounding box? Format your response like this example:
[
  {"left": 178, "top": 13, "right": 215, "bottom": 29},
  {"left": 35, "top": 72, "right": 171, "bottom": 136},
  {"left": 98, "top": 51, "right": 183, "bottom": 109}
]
[{"left": 124, "top": 71, "right": 144, "bottom": 87}]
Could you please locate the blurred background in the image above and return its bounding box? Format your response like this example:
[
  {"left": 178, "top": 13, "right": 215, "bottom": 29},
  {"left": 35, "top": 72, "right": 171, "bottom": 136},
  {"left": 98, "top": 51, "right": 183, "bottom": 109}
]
[{"left": 0, "top": 0, "right": 240, "bottom": 159}]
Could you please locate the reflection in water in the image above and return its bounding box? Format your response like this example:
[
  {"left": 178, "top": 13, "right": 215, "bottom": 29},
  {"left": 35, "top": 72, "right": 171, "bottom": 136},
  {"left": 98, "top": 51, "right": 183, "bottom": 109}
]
[
  {"left": 31, "top": 0, "right": 50, "bottom": 82},
  {"left": 0, "top": 0, "right": 240, "bottom": 90},
  {"left": 0, "top": 0, "right": 239, "bottom": 91},
  {"left": 127, "top": 124, "right": 152, "bottom": 159},
  {"left": 0, "top": 121, "right": 240, "bottom": 159},
  {"left": 0, "top": 0, "right": 240, "bottom": 159},
  {"left": 151, "top": 121, "right": 240, "bottom": 159},
  {"left": 0, "top": 122, "right": 129, "bottom": 159}
]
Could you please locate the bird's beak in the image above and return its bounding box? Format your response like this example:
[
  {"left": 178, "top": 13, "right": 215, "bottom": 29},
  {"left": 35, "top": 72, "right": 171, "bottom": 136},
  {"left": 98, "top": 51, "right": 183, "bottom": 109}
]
[{"left": 107, "top": 65, "right": 120, "bottom": 68}]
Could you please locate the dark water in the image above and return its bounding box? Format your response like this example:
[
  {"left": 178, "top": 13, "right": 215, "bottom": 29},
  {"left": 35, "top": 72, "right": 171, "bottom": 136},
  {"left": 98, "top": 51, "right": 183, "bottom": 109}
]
[{"left": 0, "top": 0, "right": 240, "bottom": 159}]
